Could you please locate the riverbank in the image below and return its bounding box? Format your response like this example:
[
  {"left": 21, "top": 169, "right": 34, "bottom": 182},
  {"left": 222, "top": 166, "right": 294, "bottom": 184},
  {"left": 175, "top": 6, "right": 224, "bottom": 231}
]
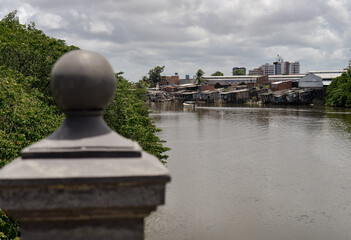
[{"left": 147, "top": 88, "right": 326, "bottom": 106}]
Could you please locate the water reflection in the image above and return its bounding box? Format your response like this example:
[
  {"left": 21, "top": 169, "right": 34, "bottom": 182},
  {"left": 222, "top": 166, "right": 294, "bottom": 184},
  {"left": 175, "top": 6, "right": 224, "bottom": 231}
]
[{"left": 146, "top": 103, "right": 351, "bottom": 240}]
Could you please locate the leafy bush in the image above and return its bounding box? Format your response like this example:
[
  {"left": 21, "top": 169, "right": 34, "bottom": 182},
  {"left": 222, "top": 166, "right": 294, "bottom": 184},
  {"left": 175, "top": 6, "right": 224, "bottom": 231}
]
[
  {"left": 0, "top": 11, "right": 79, "bottom": 105},
  {"left": 0, "top": 210, "right": 20, "bottom": 240},
  {"left": 0, "top": 67, "right": 64, "bottom": 239},
  {"left": 0, "top": 66, "right": 64, "bottom": 167},
  {"left": 0, "top": 11, "right": 169, "bottom": 239},
  {"left": 326, "top": 69, "right": 351, "bottom": 107},
  {"left": 0, "top": 10, "right": 169, "bottom": 164},
  {"left": 105, "top": 76, "right": 169, "bottom": 162}
]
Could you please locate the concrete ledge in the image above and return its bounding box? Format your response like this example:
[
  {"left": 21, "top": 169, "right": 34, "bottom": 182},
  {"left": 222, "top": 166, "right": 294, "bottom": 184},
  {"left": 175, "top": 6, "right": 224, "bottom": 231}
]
[{"left": 21, "top": 218, "right": 144, "bottom": 240}]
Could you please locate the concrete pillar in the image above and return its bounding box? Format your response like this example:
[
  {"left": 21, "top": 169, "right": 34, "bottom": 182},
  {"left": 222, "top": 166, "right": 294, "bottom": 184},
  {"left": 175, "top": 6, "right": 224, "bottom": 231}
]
[{"left": 0, "top": 50, "right": 170, "bottom": 240}]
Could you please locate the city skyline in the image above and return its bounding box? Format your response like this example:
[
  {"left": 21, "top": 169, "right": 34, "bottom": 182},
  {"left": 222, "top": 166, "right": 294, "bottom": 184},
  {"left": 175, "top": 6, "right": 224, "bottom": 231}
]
[{"left": 1, "top": 0, "right": 351, "bottom": 81}]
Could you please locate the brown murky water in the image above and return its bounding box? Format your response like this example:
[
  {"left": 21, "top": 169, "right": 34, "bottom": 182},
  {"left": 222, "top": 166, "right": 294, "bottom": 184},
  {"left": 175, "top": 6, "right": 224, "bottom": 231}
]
[{"left": 145, "top": 103, "right": 351, "bottom": 240}]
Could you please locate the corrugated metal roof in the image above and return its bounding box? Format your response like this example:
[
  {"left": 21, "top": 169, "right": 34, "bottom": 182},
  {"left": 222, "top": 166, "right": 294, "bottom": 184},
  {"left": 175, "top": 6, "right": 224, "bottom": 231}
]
[
  {"left": 203, "top": 76, "right": 259, "bottom": 81},
  {"left": 313, "top": 73, "right": 344, "bottom": 79},
  {"left": 268, "top": 74, "right": 305, "bottom": 81},
  {"left": 272, "top": 81, "right": 284, "bottom": 85},
  {"left": 308, "top": 70, "right": 345, "bottom": 80},
  {"left": 203, "top": 75, "right": 260, "bottom": 79},
  {"left": 309, "top": 70, "right": 346, "bottom": 74},
  {"left": 220, "top": 89, "right": 250, "bottom": 94},
  {"left": 178, "top": 84, "right": 197, "bottom": 87},
  {"left": 269, "top": 74, "right": 305, "bottom": 78}
]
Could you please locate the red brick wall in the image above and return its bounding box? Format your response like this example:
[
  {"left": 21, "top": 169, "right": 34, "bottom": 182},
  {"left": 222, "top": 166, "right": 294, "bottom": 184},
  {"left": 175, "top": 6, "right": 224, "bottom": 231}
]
[
  {"left": 161, "top": 76, "right": 179, "bottom": 85},
  {"left": 258, "top": 76, "right": 269, "bottom": 86},
  {"left": 169, "top": 76, "right": 179, "bottom": 85},
  {"left": 271, "top": 81, "right": 292, "bottom": 91}
]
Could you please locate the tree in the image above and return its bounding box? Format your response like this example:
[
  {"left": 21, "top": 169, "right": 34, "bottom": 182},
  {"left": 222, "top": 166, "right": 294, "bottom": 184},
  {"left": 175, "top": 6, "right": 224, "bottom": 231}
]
[
  {"left": 148, "top": 66, "right": 165, "bottom": 87},
  {"left": 0, "top": 11, "right": 170, "bottom": 239},
  {"left": 325, "top": 69, "right": 351, "bottom": 107},
  {"left": 134, "top": 80, "right": 149, "bottom": 101},
  {"left": 104, "top": 75, "right": 169, "bottom": 161},
  {"left": 0, "top": 11, "right": 169, "bottom": 163},
  {"left": 194, "top": 69, "right": 205, "bottom": 85},
  {"left": 0, "top": 11, "right": 80, "bottom": 239},
  {"left": 233, "top": 69, "right": 245, "bottom": 75},
  {"left": 0, "top": 67, "right": 64, "bottom": 167},
  {"left": 0, "top": 11, "right": 79, "bottom": 106},
  {"left": 211, "top": 71, "right": 224, "bottom": 76}
]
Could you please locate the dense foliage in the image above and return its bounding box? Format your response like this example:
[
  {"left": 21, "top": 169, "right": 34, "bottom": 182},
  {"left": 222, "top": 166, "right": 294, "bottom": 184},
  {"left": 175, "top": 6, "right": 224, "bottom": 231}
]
[
  {"left": 325, "top": 69, "right": 351, "bottom": 107},
  {"left": 211, "top": 71, "right": 224, "bottom": 76},
  {"left": 146, "top": 66, "right": 165, "bottom": 87},
  {"left": 0, "top": 11, "right": 169, "bottom": 239},
  {"left": 0, "top": 211, "right": 19, "bottom": 240},
  {"left": 232, "top": 68, "right": 245, "bottom": 75},
  {"left": 105, "top": 76, "right": 169, "bottom": 162},
  {"left": 0, "top": 11, "right": 79, "bottom": 105},
  {"left": 0, "top": 67, "right": 64, "bottom": 167}
]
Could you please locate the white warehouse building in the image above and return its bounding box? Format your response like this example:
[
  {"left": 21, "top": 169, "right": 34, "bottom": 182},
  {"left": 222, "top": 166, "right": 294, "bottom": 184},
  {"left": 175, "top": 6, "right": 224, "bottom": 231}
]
[{"left": 298, "top": 70, "right": 346, "bottom": 88}]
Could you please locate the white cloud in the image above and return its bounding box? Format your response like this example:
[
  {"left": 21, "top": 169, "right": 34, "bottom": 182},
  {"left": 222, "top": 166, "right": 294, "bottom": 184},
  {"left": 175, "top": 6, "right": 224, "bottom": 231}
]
[
  {"left": 35, "top": 13, "right": 66, "bottom": 29},
  {"left": 68, "top": 9, "right": 79, "bottom": 19},
  {"left": 1, "top": 0, "right": 351, "bottom": 80},
  {"left": 17, "top": 3, "right": 38, "bottom": 23},
  {"left": 330, "top": 48, "right": 347, "bottom": 60},
  {"left": 88, "top": 19, "right": 115, "bottom": 35}
]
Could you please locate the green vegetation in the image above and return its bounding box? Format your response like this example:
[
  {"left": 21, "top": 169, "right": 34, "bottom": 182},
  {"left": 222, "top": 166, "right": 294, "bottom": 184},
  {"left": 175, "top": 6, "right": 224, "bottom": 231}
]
[
  {"left": 134, "top": 79, "right": 149, "bottom": 102},
  {"left": 0, "top": 11, "right": 169, "bottom": 239},
  {"left": 145, "top": 66, "right": 165, "bottom": 87},
  {"left": 223, "top": 87, "right": 231, "bottom": 92},
  {"left": 105, "top": 76, "right": 169, "bottom": 161},
  {"left": 0, "top": 211, "right": 19, "bottom": 240},
  {"left": 194, "top": 69, "right": 205, "bottom": 85},
  {"left": 233, "top": 69, "right": 245, "bottom": 75},
  {"left": 211, "top": 71, "right": 224, "bottom": 76},
  {"left": 0, "top": 11, "right": 79, "bottom": 106},
  {"left": 0, "top": 67, "right": 64, "bottom": 168},
  {"left": 325, "top": 69, "right": 351, "bottom": 107}
]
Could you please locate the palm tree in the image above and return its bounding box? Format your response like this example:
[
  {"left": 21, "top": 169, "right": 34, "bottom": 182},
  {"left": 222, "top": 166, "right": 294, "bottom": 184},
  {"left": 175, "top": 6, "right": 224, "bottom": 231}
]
[{"left": 194, "top": 69, "right": 205, "bottom": 85}]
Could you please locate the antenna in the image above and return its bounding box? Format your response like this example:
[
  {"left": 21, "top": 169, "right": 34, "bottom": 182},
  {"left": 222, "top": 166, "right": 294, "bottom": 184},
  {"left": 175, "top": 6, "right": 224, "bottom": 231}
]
[{"left": 276, "top": 54, "right": 283, "bottom": 62}]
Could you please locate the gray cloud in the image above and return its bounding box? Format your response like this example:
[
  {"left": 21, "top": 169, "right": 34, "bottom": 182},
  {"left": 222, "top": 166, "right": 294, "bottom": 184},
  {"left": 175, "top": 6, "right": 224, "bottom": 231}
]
[{"left": 1, "top": 0, "right": 351, "bottom": 80}]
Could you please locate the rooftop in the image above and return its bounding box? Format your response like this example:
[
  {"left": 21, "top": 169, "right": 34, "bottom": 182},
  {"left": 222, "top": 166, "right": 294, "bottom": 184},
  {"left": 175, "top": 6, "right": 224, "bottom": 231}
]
[
  {"left": 203, "top": 75, "right": 262, "bottom": 80},
  {"left": 310, "top": 71, "right": 346, "bottom": 80}
]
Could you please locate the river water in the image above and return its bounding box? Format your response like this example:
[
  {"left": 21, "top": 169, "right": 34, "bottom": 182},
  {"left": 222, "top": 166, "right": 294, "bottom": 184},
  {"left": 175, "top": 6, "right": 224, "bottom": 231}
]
[{"left": 145, "top": 103, "right": 351, "bottom": 240}]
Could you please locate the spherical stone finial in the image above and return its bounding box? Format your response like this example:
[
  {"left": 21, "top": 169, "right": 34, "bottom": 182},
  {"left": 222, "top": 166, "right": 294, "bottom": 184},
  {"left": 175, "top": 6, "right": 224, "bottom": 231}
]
[{"left": 51, "top": 50, "right": 116, "bottom": 111}]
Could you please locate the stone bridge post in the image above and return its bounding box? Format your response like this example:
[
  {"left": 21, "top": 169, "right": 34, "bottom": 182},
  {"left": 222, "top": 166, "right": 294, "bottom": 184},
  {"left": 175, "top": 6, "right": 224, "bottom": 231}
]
[{"left": 0, "top": 50, "right": 170, "bottom": 240}]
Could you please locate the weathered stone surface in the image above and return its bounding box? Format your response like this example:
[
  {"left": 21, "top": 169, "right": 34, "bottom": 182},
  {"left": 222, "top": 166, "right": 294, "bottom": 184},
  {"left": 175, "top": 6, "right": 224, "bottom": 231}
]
[
  {"left": 21, "top": 219, "right": 144, "bottom": 240},
  {"left": 50, "top": 50, "right": 116, "bottom": 111},
  {"left": 0, "top": 152, "right": 169, "bottom": 186}
]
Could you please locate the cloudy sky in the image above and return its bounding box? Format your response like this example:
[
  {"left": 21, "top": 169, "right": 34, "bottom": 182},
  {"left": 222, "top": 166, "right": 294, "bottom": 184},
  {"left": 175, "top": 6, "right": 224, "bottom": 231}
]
[{"left": 1, "top": 0, "right": 351, "bottom": 81}]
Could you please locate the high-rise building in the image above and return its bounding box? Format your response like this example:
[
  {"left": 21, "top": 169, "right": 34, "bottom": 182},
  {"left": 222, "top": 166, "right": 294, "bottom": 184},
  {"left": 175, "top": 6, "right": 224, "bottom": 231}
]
[
  {"left": 289, "top": 61, "right": 300, "bottom": 74},
  {"left": 254, "top": 56, "right": 300, "bottom": 76},
  {"left": 273, "top": 62, "right": 282, "bottom": 75},
  {"left": 273, "top": 55, "right": 300, "bottom": 75},
  {"left": 273, "top": 55, "right": 283, "bottom": 75},
  {"left": 261, "top": 63, "right": 275, "bottom": 75},
  {"left": 248, "top": 67, "right": 264, "bottom": 75}
]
